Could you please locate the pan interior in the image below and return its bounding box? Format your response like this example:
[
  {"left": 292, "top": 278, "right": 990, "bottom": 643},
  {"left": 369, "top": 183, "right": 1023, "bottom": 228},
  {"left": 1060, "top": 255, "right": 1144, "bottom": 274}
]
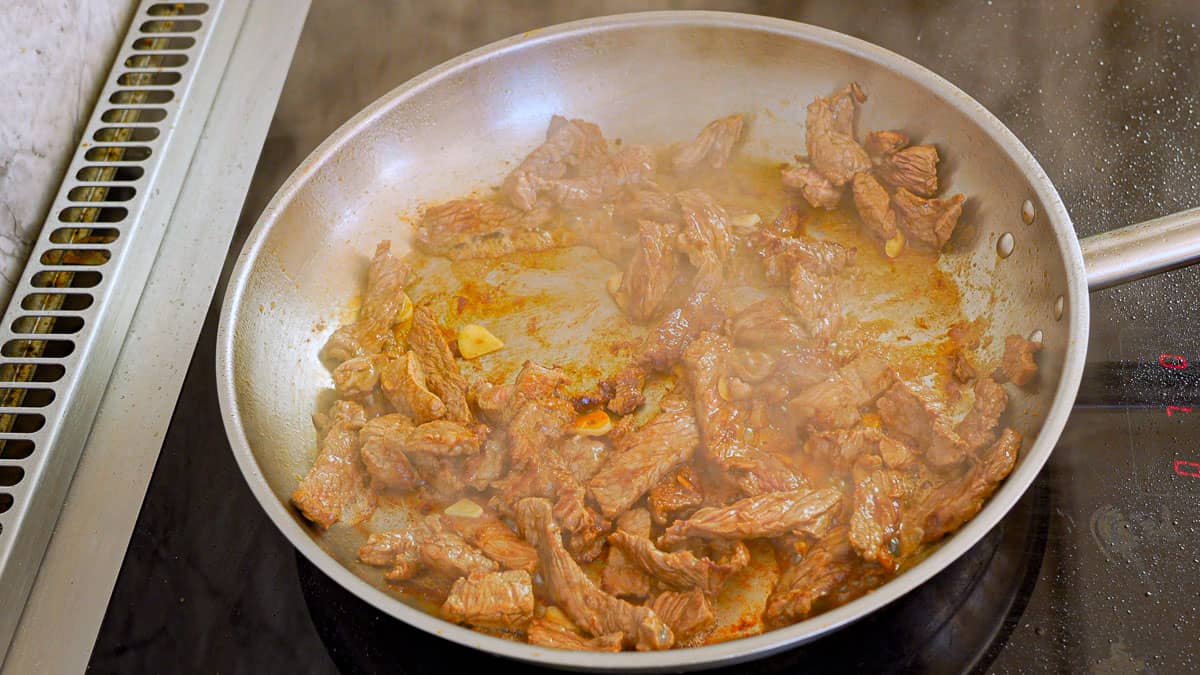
[{"left": 222, "top": 13, "right": 1078, "bottom": 669}]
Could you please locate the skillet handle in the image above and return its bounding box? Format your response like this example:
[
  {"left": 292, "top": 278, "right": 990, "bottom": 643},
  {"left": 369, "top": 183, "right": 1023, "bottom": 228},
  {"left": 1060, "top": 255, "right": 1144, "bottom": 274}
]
[{"left": 1081, "top": 206, "right": 1200, "bottom": 291}]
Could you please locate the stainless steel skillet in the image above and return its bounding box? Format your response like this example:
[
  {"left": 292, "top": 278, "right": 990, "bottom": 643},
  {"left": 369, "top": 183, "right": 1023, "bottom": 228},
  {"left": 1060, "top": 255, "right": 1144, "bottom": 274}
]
[{"left": 215, "top": 11, "right": 1200, "bottom": 671}]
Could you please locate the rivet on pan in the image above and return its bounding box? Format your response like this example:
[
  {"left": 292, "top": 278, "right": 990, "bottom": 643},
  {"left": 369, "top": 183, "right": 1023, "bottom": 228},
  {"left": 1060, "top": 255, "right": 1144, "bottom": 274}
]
[
  {"left": 1054, "top": 295, "right": 1064, "bottom": 321},
  {"left": 1029, "top": 329, "right": 1044, "bottom": 344},
  {"left": 997, "top": 232, "right": 1015, "bottom": 258},
  {"left": 1021, "top": 199, "right": 1036, "bottom": 225}
]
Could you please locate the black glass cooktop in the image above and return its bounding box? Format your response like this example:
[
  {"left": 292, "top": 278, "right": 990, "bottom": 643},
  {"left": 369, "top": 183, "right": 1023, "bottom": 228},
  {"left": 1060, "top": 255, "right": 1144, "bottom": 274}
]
[{"left": 88, "top": 2, "right": 1200, "bottom": 673}]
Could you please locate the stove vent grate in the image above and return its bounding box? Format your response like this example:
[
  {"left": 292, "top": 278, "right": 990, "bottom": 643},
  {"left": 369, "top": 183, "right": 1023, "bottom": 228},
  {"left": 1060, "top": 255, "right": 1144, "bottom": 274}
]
[{"left": 0, "top": 0, "right": 238, "bottom": 658}]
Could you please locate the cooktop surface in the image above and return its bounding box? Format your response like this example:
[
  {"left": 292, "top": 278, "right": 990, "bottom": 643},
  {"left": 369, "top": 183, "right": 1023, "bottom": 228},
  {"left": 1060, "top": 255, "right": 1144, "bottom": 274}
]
[{"left": 88, "top": 1, "right": 1200, "bottom": 673}]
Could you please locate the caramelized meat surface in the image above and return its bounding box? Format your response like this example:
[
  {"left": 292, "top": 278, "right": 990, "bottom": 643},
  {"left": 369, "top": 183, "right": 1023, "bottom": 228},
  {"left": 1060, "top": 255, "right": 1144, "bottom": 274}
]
[{"left": 299, "top": 95, "right": 1023, "bottom": 651}]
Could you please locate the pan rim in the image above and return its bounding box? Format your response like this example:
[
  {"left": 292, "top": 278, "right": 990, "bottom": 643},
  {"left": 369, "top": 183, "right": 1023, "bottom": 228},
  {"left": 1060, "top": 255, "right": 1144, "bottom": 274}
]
[{"left": 216, "top": 10, "right": 1089, "bottom": 671}]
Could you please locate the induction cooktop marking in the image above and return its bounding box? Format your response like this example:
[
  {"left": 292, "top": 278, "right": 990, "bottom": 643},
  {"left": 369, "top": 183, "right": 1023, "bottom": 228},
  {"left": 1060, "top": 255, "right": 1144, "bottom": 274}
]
[
  {"left": 1173, "top": 460, "right": 1200, "bottom": 479},
  {"left": 1158, "top": 353, "right": 1188, "bottom": 370},
  {"left": 1166, "top": 406, "right": 1192, "bottom": 417}
]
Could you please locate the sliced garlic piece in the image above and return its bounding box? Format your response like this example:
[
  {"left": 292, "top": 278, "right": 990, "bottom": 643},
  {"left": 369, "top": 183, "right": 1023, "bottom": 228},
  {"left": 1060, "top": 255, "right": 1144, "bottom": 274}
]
[
  {"left": 730, "top": 213, "right": 762, "bottom": 232},
  {"left": 457, "top": 323, "right": 504, "bottom": 359},
  {"left": 395, "top": 292, "right": 414, "bottom": 324},
  {"left": 606, "top": 272, "right": 623, "bottom": 297},
  {"left": 573, "top": 409, "right": 613, "bottom": 436},
  {"left": 444, "top": 498, "right": 483, "bottom": 518},
  {"left": 885, "top": 232, "right": 906, "bottom": 258}
]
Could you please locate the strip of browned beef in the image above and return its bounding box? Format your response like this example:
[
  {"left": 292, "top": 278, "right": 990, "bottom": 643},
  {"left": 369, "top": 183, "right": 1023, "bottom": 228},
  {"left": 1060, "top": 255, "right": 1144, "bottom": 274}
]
[
  {"left": 660, "top": 487, "right": 842, "bottom": 546},
  {"left": 292, "top": 400, "right": 373, "bottom": 528},
  {"left": 588, "top": 390, "right": 700, "bottom": 518},
  {"left": 321, "top": 241, "right": 410, "bottom": 363},
  {"left": 516, "top": 498, "right": 674, "bottom": 650}
]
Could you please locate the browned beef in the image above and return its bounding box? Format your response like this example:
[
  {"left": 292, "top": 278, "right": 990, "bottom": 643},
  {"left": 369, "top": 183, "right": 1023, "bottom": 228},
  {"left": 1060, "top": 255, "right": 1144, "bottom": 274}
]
[
  {"left": 470, "top": 380, "right": 513, "bottom": 425},
  {"left": 332, "top": 354, "right": 384, "bottom": 397},
  {"left": 647, "top": 465, "right": 705, "bottom": 526},
  {"left": 637, "top": 291, "right": 726, "bottom": 372},
  {"left": 441, "top": 570, "right": 534, "bottom": 630},
  {"left": 729, "top": 298, "right": 806, "bottom": 349},
  {"left": 781, "top": 161, "right": 842, "bottom": 210},
  {"left": 442, "top": 511, "right": 539, "bottom": 572},
  {"left": 420, "top": 529, "right": 500, "bottom": 578},
  {"left": 787, "top": 354, "right": 894, "bottom": 430},
  {"left": 463, "top": 435, "right": 509, "bottom": 490},
  {"left": 785, "top": 265, "right": 835, "bottom": 340},
  {"left": 805, "top": 83, "right": 871, "bottom": 186},
  {"left": 878, "top": 434, "right": 917, "bottom": 469},
  {"left": 649, "top": 589, "right": 715, "bottom": 641},
  {"left": 615, "top": 220, "right": 679, "bottom": 322},
  {"left": 848, "top": 457, "right": 914, "bottom": 569},
  {"left": 507, "top": 361, "right": 575, "bottom": 469},
  {"left": 764, "top": 527, "right": 883, "bottom": 626},
  {"left": 613, "top": 144, "right": 658, "bottom": 185},
  {"left": 415, "top": 198, "right": 563, "bottom": 259},
  {"left": 802, "top": 425, "right": 881, "bottom": 468},
  {"left": 357, "top": 525, "right": 428, "bottom": 581},
  {"left": 758, "top": 231, "right": 854, "bottom": 285},
  {"left": 404, "top": 420, "right": 481, "bottom": 457},
  {"left": 359, "top": 413, "right": 420, "bottom": 491},
  {"left": 682, "top": 332, "right": 803, "bottom": 495},
  {"left": 292, "top": 401, "right": 373, "bottom": 528},
  {"left": 609, "top": 531, "right": 736, "bottom": 595},
  {"left": 851, "top": 172, "right": 898, "bottom": 240},
  {"left": 527, "top": 618, "right": 624, "bottom": 651},
  {"left": 757, "top": 232, "right": 854, "bottom": 339},
  {"left": 660, "top": 487, "right": 842, "bottom": 546},
  {"left": 675, "top": 189, "right": 734, "bottom": 291},
  {"left": 878, "top": 145, "right": 940, "bottom": 197},
  {"left": 379, "top": 351, "right": 446, "bottom": 423},
  {"left": 774, "top": 344, "right": 839, "bottom": 390},
  {"left": 605, "top": 364, "right": 647, "bottom": 415},
  {"left": 408, "top": 306, "right": 473, "bottom": 424},
  {"left": 952, "top": 351, "right": 977, "bottom": 384},
  {"left": 557, "top": 435, "right": 609, "bottom": 484},
  {"left": 410, "top": 453, "right": 467, "bottom": 501},
  {"left": 864, "top": 130, "right": 909, "bottom": 161},
  {"left": 876, "top": 379, "right": 968, "bottom": 467},
  {"left": 672, "top": 114, "right": 745, "bottom": 172},
  {"left": 602, "top": 509, "right": 652, "bottom": 600},
  {"left": 588, "top": 391, "right": 700, "bottom": 518},
  {"left": 614, "top": 188, "right": 680, "bottom": 225},
  {"left": 956, "top": 377, "right": 1009, "bottom": 451},
  {"left": 914, "top": 428, "right": 1021, "bottom": 546},
  {"left": 503, "top": 116, "right": 610, "bottom": 210},
  {"left": 995, "top": 334, "right": 1041, "bottom": 386},
  {"left": 321, "top": 242, "right": 410, "bottom": 363},
  {"left": 516, "top": 498, "right": 674, "bottom": 650},
  {"left": 892, "top": 187, "right": 964, "bottom": 249}
]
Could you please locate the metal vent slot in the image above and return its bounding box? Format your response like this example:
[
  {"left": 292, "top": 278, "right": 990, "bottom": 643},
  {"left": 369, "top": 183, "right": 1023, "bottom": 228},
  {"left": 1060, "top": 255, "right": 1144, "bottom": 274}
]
[
  {"left": 124, "top": 53, "right": 188, "bottom": 68},
  {"left": 49, "top": 228, "right": 120, "bottom": 244},
  {"left": 132, "top": 36, "right": 195, "bottom": 50},
  {"left": 102, "top": 107, "right": 166, "bottom": 123},
  {"left": 57, "top": 207, "right": 127, "bottom": 224},
  {"left": 1, "top": 342, "right": 74, "bottom": 359},
  {"left": 11, "top": 317, "right": 84, "bottom": 335},
  {"left": 93, "top": 127, "right": 159, "bottom": 143},
  {"left": 0, "top": 0, "right": 231, "bottom": 660},
  {"left": 140, "top": 19, "right": 202, "bottom": 32},
  {"left": 85, "top": 146, "right": 152, "bottom": 162},
  {"left": 148, "top": 2, "right": 209, "bottom": 16},
  {"left": 110, "top": 90, "right": 174, "bottom": 104},
  {"left": 0, "top": 364, "right": 63, "bottom": 383},
  {"left": 67, "top": 185, "right": 137, "bottom": 202},
  {"left": 0, "top": 390, "right": 54, "bottom": 409},
  {"left": 77, "top": 165, "right": 145, "bottom": 182},
  {"left": 30, "top": 271, "right": 101, "bottom": 288},
  {"left": 116, "top": 71, "right": 182, "bottom": 87}
]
